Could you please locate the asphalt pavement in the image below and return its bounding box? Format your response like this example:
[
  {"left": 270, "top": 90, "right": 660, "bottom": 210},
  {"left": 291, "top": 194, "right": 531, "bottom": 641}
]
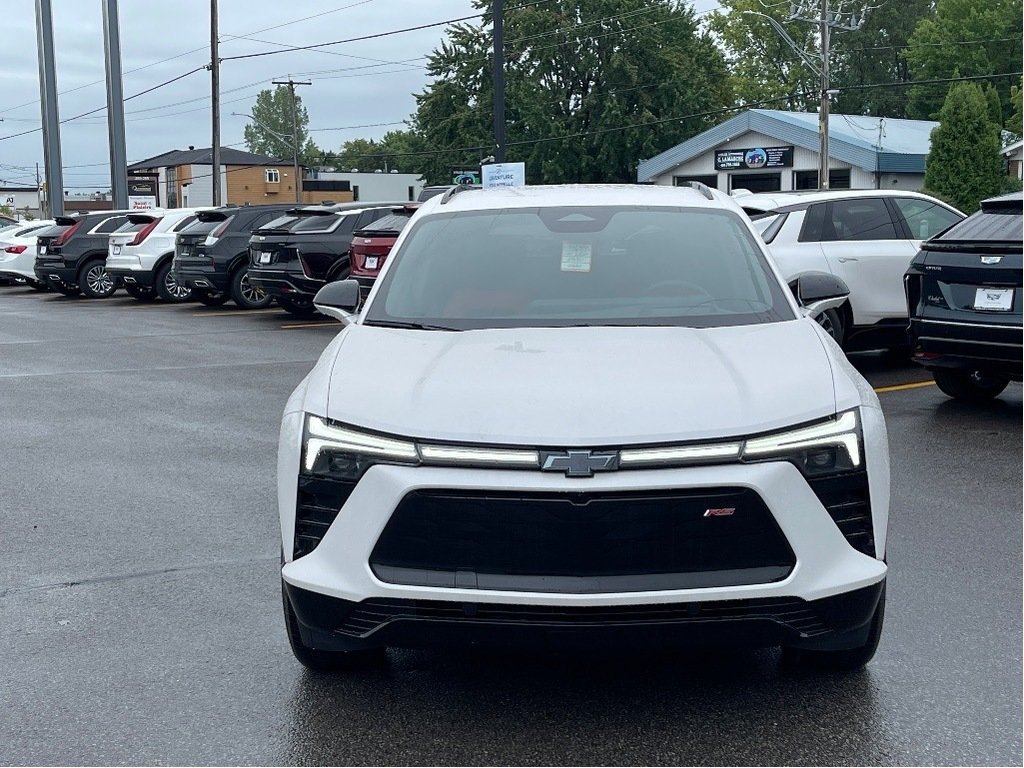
[{"left": 0, "top": 287, "right": 1020, "bottom": 766}]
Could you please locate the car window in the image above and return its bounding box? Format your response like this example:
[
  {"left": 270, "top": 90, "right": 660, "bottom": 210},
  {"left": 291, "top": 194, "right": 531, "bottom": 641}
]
[
  {"left": 171, "top": 215, "right": 198, "bottom": 233},
  {"left": 13, "top": 225, "right": 47, "bottom": 237},
  {"left": 823, "top": 199, "right": 898, "bottom": 241},
  {"left": 893, "top": 198, "right": 961, "bottom": 240},
  {"left": 356, "top": 213, "right": 412, "bottom": 234},
  {"left": 93, "top": 216, "right": 129, "bottom": 234},
  {"left": 291, "top": 215, "right": 343, "bottom": 233},
  {"left": 353, "top": 210, "right": 389, "bottom": 229},
  {"left": 249, "top": 211, "right": 286, "bottom": 231},
  {"left": 365, "top": 206, "right": 795, "bottom": 331},
  {"left": 113, "top": 219, "right": 152, "bottom": 234},
  {"left": 750, "top": 212, "right": 788, "bottom": 244}
]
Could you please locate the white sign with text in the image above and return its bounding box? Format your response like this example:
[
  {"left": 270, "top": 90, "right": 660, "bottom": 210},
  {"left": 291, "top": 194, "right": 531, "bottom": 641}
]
[{"left": 481, "top": 162, "right": 526, "bottom": 189}]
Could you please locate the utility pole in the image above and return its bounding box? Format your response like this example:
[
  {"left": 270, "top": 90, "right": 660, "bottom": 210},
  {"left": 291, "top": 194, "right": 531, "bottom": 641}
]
[
  {"left": 786, "top": 0, "right": 867, "bottom": 190},
  {"left": 211, "top": 0, "right": 221, "bottom": 206},
  {"left": 102, "top": 0, "right": 128, "bottom": 209},
  {"left": 272, "top": 79, "right": 311, "bottom": 202},
  {"left": 34, "top": 0, "right": 63, "bottom": 217},
  {"left": 492, "top": 0, "right": 506, "bottom": 163}
]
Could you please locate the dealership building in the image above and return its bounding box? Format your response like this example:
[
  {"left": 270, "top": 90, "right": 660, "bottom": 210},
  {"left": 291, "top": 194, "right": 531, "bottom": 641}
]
[{"left": 637, "top": 109, "right": 938, "bottom": 193}]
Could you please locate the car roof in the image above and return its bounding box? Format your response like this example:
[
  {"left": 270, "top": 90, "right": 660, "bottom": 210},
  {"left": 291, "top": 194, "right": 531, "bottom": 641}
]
[{"left": 416, "top": 184, "right": 741, "bottom": 215}]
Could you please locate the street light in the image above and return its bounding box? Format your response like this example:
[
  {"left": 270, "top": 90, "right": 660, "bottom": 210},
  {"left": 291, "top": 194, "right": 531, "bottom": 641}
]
[{"left": 233, "top": 111, "right": 300, "bottom": 202}]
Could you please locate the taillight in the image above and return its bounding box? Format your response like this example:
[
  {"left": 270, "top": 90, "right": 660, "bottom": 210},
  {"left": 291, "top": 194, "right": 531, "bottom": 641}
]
[
  {"left": 51, "top": 221, "right": 81, "bottom": 247},
  {"left": 129, "top": 218, "right": 162, "bottom": 246},
  {"left": 211, "top": 220, "right": 231, "bottom": 239},
  {"left": 5, "top": 245, "right": 27, "bottom": 254}
]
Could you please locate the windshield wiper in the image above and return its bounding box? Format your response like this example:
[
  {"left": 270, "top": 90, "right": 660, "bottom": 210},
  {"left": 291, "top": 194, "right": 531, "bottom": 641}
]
[{"left": 364, "top": 319, "right": 462, "bottom": 331}]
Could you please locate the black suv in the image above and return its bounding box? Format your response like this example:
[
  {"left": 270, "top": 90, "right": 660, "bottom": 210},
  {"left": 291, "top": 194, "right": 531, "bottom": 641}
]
[
  {"left": 905, "top": 191, "right": 1022, "bottom": 400},
  {"left": 172, "top": 204, "right": 295, "bottom": 308},
  {"left": 246, "top": 203, "right": 399, "bottom": 316},
  {"left": 34, "top": 211, "right": 131, "bottom": 297}
]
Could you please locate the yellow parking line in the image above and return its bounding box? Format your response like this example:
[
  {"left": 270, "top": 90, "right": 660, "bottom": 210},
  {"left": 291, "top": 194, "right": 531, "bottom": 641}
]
[
  {"left": 280, "top": 322, "right": 337, "bottom": 330},
  {"left": 873, "top": 380, "right": 935, "bottom": 394},
  {"left": 192, "top": 308, "right": 282, "bottom": 317}
]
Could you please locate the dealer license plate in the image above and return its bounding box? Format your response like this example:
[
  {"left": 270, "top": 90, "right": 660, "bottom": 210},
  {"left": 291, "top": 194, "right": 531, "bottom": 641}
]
[
  {"left": 112, "top": 245, "right": 121, "bottom": 255},
  {"left": 180, "top": 246, "right": 191, "bottom": 256},
  {"left": 258, "top": 252, "right": 271, "bottom": 264},
  {"left": 365, "top": 256, "right": 379, "bottom": 270},
  {"left": 39, "top": 246, "right": 46, "bottom": 255},
  {"left": 973, "top": 287, "right": 1014, "bottom": 311}
]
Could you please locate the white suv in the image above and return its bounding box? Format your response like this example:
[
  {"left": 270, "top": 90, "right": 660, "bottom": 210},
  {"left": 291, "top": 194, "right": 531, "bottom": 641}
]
[
  {"left": 739, "top": 190, "right": 963, "bottom": 349},
  {"left": 278, "top": 184, "right": 890, "bottom": 673},
  {"left": 0, "top": 220, "right": 56, "bottom": 289},
  {"left": 106, "top": 208, "right": 209, "bottom": 301}
]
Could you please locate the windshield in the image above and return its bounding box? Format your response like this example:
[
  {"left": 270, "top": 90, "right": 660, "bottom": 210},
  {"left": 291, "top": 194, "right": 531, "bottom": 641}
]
[{"left": 364, "top": 206, "right": 794, "bottom": 330}]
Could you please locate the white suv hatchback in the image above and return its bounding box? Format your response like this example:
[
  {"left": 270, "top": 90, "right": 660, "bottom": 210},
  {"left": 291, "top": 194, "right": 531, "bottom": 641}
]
[
  {"left": 0, "top": 220, "right": 56, "bottom": 288},
  {"left": 278, "top": 184, "right": 890, "bottom": 673},
  {"left": 106, "top": 208, "right": 209, "bottom": 301},
  {"left": 739, "top": 190, "right": 963, "bottom": 349}
]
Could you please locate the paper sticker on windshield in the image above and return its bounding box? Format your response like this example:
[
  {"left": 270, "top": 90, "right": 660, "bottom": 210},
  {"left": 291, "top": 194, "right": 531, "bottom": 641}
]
[{"left": 561, "top": 243, "right": 592, "bottom": 272}]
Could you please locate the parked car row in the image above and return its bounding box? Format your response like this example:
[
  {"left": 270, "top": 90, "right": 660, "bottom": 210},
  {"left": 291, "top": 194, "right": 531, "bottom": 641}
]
[{"left": 733, "top": 186, "right": 1021, "bottom": 400}]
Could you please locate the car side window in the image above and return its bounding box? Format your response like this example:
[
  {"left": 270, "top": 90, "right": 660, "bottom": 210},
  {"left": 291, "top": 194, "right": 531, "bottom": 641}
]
[
  {"left": 798, "top": 203, "right": 827, "bottom": 242},
  {"left": 249, "top": 212, "right": 279, "bottom": 231},
  {"left": 93, "top": 216, "right": 129, "bottom": 234},
  {"left": 355, "top": 210, "right": 385, "bottom": 229},
  {"left": 822, "top": 198, "right": 898, "bottom": 241},
  {"left": 892, "top": 198, "right": 961, "bottom": 240},
  {"left": 334, "top": 215, "right": 358, "bottom": 234}
]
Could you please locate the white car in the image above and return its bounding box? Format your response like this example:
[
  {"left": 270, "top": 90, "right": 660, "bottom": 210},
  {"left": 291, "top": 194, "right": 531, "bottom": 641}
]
[
  {"left": 0, "top": 220, "right": 57, "bottom": 289},
  {"left": 737, "top": 190, "right": 963, "bottom": 349},
  {"left": 278, "top": 184, "right": 890, "bottom": 673},
  {"left": 106, "top": 208, "right": 209, "bottom": 301}
]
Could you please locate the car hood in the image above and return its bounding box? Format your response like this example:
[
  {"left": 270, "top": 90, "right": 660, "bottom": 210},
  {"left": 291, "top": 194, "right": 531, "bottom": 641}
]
[{"left": 323, "top": 320, "right": 838, "bottom": 446}]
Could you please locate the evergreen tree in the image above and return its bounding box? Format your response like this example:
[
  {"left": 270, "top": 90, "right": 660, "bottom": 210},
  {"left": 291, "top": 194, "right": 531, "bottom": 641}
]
[
  {"left": 243, "top": 86, "right": 322, "bottom": 166},
  {"left": 924, "top": 82, "right": 1004, "bottom": 212},
  {"left": 409, "top": 0, "right": 732, "bottom": 184}
]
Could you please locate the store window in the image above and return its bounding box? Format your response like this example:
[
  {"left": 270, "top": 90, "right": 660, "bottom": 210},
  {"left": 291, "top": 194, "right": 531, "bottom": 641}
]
[
  {"left": 793, "top": 169, "right": 851, "bottom": 190},
  {"left": 673, "top": 174, "right": 718, "bottom": 190},
  {"left": 730, "top": 173, "right": 780, "bottom": 193}
]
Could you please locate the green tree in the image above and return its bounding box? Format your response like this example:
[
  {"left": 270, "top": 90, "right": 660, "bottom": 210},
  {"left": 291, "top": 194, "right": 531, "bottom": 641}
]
[
  {"left": 830, "top": 0, "right": 933, "bottom": 118},
  {"left": 706, "top": 0, "right": 819, "bottom": 111},
  {"left": 924, "top": 82, "right": 1004, "bottom": 212},
  {"left": 906, "top": 0, "right": 1023, "bottom": 120},
  {"left": 243, "top": 86, "right": 322, "bottom": 166},
  {"left": 331, "top": 131, "right": 427, "bottom": 176},
  {"left": 1008, "top": 80, "right": 1023, "bottom": 138},
  {"left": 410, "top": 0, "right": 733, "bottom": 184}
]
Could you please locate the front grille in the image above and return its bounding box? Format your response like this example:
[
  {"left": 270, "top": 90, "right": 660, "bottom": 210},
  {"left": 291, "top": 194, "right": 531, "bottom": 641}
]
[
  {"left": 333, "top": 596, "right": 830, "bottom": 639},
  {"left": 808, "top": 470, "right": 875, "bottom": 557},
  {"left": 369, "top": 488, "right": 795, "bottom": 593},
  {"left": 293, "top": 474, "right": 355, "bottom": 559}
]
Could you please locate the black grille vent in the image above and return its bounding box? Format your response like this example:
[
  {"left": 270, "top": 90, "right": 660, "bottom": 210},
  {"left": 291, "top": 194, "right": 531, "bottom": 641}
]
[
  {"left": 293, "top": 474, "right": 355, "bottom": 559},
  {"left": 808, "top": 470, "right": 875, "bottom": 557},
  {"left": 333, "top": 597, "right": 830, "bottom": 639}
]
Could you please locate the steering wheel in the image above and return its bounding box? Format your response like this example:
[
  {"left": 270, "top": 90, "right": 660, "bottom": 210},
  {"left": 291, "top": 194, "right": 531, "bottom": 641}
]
[{"left": 643, "top": 280, "right": 715, "bottom": 302}]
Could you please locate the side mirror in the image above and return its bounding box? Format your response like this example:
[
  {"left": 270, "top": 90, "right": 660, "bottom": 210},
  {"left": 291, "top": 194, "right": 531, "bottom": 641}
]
[
  {"left": 313, "top": 278, "right": 362, "bottom": 324},
  {"left": 790, "top": 272, "right": 850, "bottom": 319}
]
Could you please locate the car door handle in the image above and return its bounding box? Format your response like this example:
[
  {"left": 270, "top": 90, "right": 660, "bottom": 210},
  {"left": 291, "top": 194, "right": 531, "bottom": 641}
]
[{"left": 836, "top": 257, "right": 859, "bottom": 263}]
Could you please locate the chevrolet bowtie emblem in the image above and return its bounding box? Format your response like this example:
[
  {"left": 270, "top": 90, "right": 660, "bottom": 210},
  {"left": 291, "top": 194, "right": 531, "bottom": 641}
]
[{"left": 540, "top": 450, "right": 620, "bottom": 477}]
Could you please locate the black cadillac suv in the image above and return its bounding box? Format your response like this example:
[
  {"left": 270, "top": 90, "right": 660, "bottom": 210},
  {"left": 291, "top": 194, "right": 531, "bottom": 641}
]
[
  {"left": 246, "top": 203, "right": 399, "bottom": 316},
  {"left": 171, "top": 204, "right": 295, "bottom": 308},
  {"left": 905, "top": 191, "right": 1022, "bottom": 400},
  {"left": 34, "top": 211, "right": 131, "bottom": 298}
]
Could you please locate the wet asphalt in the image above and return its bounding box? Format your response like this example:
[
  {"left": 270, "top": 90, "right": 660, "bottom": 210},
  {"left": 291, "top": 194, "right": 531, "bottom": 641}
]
[{"left": 0, "top": 287, "right": 1020, "bottom": 766}]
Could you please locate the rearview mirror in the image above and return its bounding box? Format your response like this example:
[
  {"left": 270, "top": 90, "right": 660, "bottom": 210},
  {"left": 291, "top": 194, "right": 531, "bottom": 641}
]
[
  {"left": 313, "top": 279, "right": 362, "bottom": 324},
  {"left": 790, "top": 272, "right": 850, "bottom": 319}
]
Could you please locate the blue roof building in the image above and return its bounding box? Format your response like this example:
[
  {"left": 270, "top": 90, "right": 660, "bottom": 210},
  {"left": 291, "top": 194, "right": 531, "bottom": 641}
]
[{"left": 636, "top": 109, "right": 938, "bottom": 193}]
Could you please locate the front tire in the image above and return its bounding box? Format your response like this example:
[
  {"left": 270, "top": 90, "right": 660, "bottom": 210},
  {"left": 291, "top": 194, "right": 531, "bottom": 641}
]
[
  {"left": 277, "top": 296, "right": 318, "bottom": 318},
  {"left": 124, "top": 283, "right": 157, "bottom": 302},
  {"left": 79, "top": 260, "right": 117, "bottom": 299},
  {"left": 230, "top": 266, "right": 273, "bottom": 309},
  {"left": 155, "top": 262, "right": 193, "bottom": 302},
  {"left": 785, "top": 583, "right": 885, "bottom": 672},
  {"left": 193, "top": 288, "right": 229, "bottom": 307},
  {"left": 282, "top": 580, "right": 385, "bottom": 672},
  {"left": 933, "top": 369, "right": 1010, "bottom": 401}
]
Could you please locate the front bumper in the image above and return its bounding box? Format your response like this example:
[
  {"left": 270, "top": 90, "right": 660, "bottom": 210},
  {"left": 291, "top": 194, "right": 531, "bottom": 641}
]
[
  {"left": 909, "top": 317, "right": 1023, "bottom": 377},
  {"left": 247, "top": 267, "right": 323, "bottom": 300},
  {"left": 279, "top": 412, "right": 889, "bottom": 652}
]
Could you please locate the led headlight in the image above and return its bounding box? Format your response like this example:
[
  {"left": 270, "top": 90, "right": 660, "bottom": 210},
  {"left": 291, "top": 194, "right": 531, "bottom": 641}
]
[
  {"left": 304, "top": 416, "right": 418, "bottom": 478},
  {"left": 741, "top": 409, "right": 861, "bottom": 476}
]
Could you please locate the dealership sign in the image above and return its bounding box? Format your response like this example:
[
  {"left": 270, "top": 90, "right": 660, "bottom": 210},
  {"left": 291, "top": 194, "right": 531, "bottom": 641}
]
[
  {"left": 481, "top": 162, "right": 526, "bottom": 189},
  {"left": 127, "top": 177, "right": 158, "bottom": 210},
  {"left": 715, "top": 146, "right": 794, "bottom": 171}
]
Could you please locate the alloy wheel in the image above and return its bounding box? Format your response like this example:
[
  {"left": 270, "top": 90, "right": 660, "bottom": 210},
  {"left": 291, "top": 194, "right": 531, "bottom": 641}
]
[
  {"left": 85, "top": 265, "right": 115, "bottom": 296},
  {"left": 239, "top": 272, "right": 265, "bottom": 304},
  {"left": 163, "top": 270, "right": 192, "bottom": 300}
]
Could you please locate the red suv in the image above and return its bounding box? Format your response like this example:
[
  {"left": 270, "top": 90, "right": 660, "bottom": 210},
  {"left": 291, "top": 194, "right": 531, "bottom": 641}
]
[{"left": 349, "top": 204, "right": 419, "bottom": 296}]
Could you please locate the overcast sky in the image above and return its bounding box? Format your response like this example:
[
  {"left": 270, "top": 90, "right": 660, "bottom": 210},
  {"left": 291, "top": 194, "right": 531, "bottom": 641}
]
[{"left": 1, "top": 0, "right": 716, "bottom": 191}]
